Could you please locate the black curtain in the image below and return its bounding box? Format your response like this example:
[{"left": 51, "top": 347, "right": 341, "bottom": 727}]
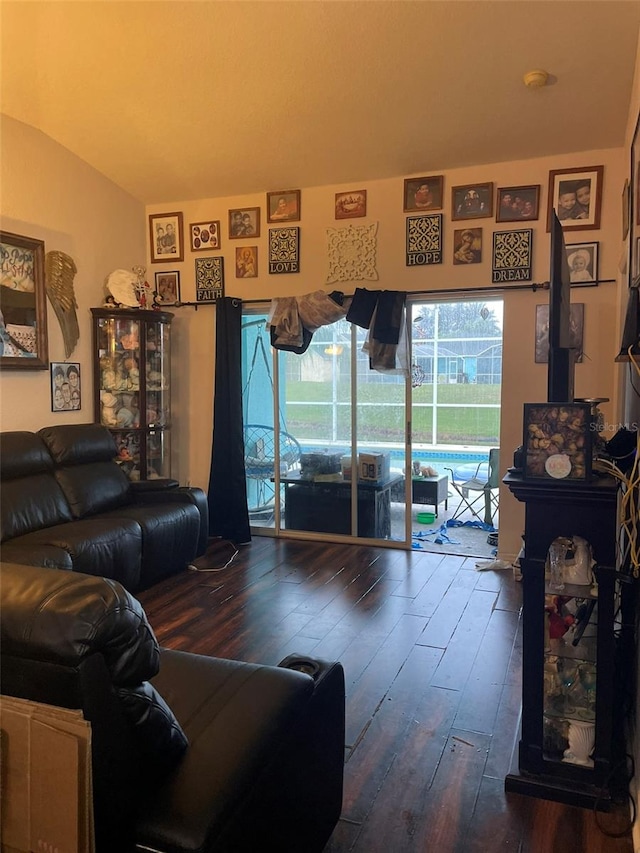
[{"left": 207, "top": 297, "right": 251, "bottom": 544}]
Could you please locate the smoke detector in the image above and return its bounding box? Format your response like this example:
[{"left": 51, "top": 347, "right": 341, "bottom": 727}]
[{"left": 523, "top": 69, "right": 549, "bottom": 89}]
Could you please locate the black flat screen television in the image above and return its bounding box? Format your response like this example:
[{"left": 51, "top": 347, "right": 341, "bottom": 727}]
[{"left": 547, "top": 210, "right": 575, "bottom": 402}]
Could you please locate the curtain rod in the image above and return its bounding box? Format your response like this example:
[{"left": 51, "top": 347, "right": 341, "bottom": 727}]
[{"left": 177, "top": 277, "right": 615, "bottom": 308}]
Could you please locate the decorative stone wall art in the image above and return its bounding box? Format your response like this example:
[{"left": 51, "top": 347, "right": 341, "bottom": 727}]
[
  {"left": 492, "top": 228, "right": 533, "bottom": 283},
  {"left": 195, "top": 256, "right": 225, "bottom": 302},
  {"left": 406, "top": 214, "right": 442, "bottom": 266},
  {"left": 326, "top": 222, "right": 378, "bottom": 284},
  {"left": 269, "top": 227, "right": 300, "bottom": 274}
]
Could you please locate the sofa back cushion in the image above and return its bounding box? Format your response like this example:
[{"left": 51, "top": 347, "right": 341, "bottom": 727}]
[
  {"left": 0, "top": 431, "right": 72, "bottom": 542},
  {"left": 39, "top": 424, "right": 132, "bottom": 518}
]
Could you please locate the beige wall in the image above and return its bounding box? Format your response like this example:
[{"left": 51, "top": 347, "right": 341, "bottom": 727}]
[
  {"left": 0, "top": 116, "right": 145, "bottom": 431},
  {"left": 150, "top": 146, "right": 627, "bottom": 560}
]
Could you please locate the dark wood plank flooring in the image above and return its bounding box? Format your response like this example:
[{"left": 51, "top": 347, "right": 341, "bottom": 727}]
[{"left": 138, "top": 537, "right": 634, "bottom": 853}]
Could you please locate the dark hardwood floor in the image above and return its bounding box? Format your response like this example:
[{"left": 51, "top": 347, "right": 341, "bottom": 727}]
[{"left": 138, "top": 537, "right": 634, "bottom": 853}]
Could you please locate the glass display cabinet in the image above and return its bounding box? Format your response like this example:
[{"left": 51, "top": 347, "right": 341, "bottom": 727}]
[
  {"left": 504, "top": 473, "right": 635, "bottom": 809},
  {"left": 91, "top": 308, "right": 173, "bottom": 481}
]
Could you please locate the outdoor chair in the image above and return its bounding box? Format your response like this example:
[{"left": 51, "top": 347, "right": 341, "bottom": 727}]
[
  {"left": 445, "top": 448, "right": 500, "bottom": 526},
  {"left": 243, "top": 424, "right": 301, "bottom": 513}
]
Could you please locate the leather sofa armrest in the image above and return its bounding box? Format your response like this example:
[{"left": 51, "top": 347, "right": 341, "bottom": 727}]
[
  {"left": 131, "top": 486, "right": 209, "bottom": 556},
  {"left": 130, "top": 478, "right": 180, "bottom": 493}
]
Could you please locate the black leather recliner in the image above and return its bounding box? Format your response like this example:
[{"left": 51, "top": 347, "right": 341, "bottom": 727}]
[{"left": 0, "top": 561, "right": 346, "bottom": 852}]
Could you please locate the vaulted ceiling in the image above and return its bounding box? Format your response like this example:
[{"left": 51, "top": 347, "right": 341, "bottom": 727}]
[{"left": 2, "top": 1, "right": 639, "bottom": 204}]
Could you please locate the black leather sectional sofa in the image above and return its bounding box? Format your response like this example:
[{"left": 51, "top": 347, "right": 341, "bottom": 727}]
[{"left": 0, "top": 423, "right": 208, "bottom": 591}]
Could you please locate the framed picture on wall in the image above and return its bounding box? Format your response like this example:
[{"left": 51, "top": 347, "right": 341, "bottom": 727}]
[
  {"left": 451, "top": 183, "right": 493, "bottom": 220},
  {"left": 496, "top": 185, "right": 540, "bottom": 222},
  {"left": 565, "top": 242, "right": 598, "bottom": 285},
  {"left": 154, "top": 271, "right": 181, "bottom": 306},
  {"left": 403, "top": 176, "right": 444, "bottom": 212},
  {"left": 190, "top": 221, "right": 220, "bottom": 251},
  {"left": 149, "top": 212, "right": 184, "bottom": 263},
  {"left": 51, "top": 361, "right": 81, "bottom": 411},
  {"left": 235, "top": 246, "right": 258, "bottom": 278},
  {"left": 546, "top": 166, "right": 603, "bottom": 231},
  {"left": 0, "top": 230, "right": 48, "bottom": 369},
  {"left": 267, "top": 190, "right": 301, "bottom": 223},
  {"left": 335, "top": 190, "right": 367, "bottom": 219},
  {"left": 631, "top": 112, "right": 640, "bottom": 286}
]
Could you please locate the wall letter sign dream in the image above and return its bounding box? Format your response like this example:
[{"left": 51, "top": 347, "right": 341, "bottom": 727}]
[
  {"left": 326, "top": 222, "right": 378, "bottom": 284},
  {"left": 195, "top": 256, "right": 224, "bottom": 302},
  {"left": 406, "top": 214, "right": 443, "bottom": 266},
  {"left": 492, "top": 229, "right": 533, "bottom": 283},
  {"left": 269, "top": 227, "right": 300, "bottom": 274}
]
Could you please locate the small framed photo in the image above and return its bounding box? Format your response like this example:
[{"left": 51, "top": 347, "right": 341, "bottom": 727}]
[
  {"left": 51, "top": 361, "right": 81, "bottom": 411},
  {"left": 622, "top": 179, "right": 630, "bottom": 241},
  {"left": 190, "top": 221, "right": 220, "bottom": 252},
  {"left": 149, "top": 212, "right": 184, "bottom": 263},
  {"left": 452, "top": 183, "right": 493, "bottom": 220},
  {"left": 566, "top": 242, "right": 598, "bottom": 285},
  {"left": 535, "top": 303, "right": 584, "bottom": 364},
  {"left": 235, "top": 246, "right": 258, "bottom": 278},
  {"left": 496, "top": 185, "right": 540, "bottom": 222},
  {"left": 154, "top": 271, "right": 181, "bottom": 306},
  {"left": 229, "top": 207, "right": 260, "bottom": 239},
  {"left": 547, "top": 165, "right": 604, "bottom": 231},
  {"left": 403, "top": 176, "right": 444, "bottom": 212},
  {"left": 269, "top": 227, "right": 300, "bottom": 274},
  {"left": 267, "top": 190, "right": 301, "bottom": 223},
  {"left": 523, "top": 402, "right": 592, "bottom": 481},
  {"left": 335, "top": 190, "right": 367, "bottom": 220},
  {"left": 453, "top": 228, "right": 482, "bottom": 265}
]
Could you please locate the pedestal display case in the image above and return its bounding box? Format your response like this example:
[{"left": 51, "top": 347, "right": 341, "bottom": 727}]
[
  {"left": 504, "top": 473, "right": 636, "bottom": 809},
  {"left": 91, "top": 308, "right": 173, "bottom": 481}
]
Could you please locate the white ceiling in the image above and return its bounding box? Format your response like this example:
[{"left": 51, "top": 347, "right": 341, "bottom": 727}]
[{"left": 2, "top": 0, "right": 640, "bottom": 205}]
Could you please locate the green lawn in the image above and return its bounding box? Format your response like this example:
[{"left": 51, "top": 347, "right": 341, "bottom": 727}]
[{"left": 285, "top": 383, "right": 500, "bottom": 445}]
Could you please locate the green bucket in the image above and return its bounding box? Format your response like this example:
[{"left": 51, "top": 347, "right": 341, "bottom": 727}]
[{"left": 416, "top": 511, "right": 436, "bottom": 525}]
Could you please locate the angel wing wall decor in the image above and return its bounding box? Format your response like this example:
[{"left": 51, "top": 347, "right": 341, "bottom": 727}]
[{"left": 45, "top": 251, "right": 79, "bottom": 358}]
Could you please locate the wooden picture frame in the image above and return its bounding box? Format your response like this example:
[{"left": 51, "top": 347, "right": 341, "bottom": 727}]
[
  {"left": 149, "top": 212, "right": 184, "bottom": 263},
  {"left": 235, "top": 246, "right": 258, "bottom": 278},
  {"left": 546, "top": 166, "right": 604, "bottom": 231},
  {"left": 0, "top": 230, "right": 48, "bottom": 369},
  {"left": 403, "top": 176, "right": 444, "bottom": 212},
  {"left": 453, "top": 228, "right": 482, "bottom": 265},
  {"left": 190, "top": 221, "right": 220, "bottom": 252},
  {"left": 267, "top": 190, "right": 301, "bottom": 223},
  {"left": 335, "top": 190, "right": 367, "bottom": 220},
  {"left": 496, "top": 185, "right": 540, "bottom": 222},
  {"left": 154, "top": 271, "right": 181, "bottom": 306},
  {"left": 229, "top": 207, "right": 260, "bottom": 239},
  {"left": 565, "top": 241, "right": 598, "bottom": 285},
  {"left": 51, "top": 361, "right": 81, "bottom": 411},
  {"left": 451, "top": 183, "right": 493, "bottom": 220},
  {"left": 523, "top": 402, "right": 592, "bottom": 481}
]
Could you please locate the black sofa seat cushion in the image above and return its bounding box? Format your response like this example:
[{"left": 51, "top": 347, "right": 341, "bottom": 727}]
[
  {"left": 5, "top": 518, "right": 143, "bottom": 590},
  {"left": 99, "top": 503, "right": 201, "bottom": 590},
  {"left": 138, "top": 649, "right": 317, "bottom": 853}
]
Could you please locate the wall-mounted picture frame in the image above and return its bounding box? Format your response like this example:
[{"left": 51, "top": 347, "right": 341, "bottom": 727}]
[
  {"left": 269, "top": 227, "right": 300, "bottom": 273},
  {"left": 492, "top": 228, "right": 532, "bottom": 283},
  {"left": 535, "top": 303, "right": 584, "bottom": 364},
  {"left": 335, "top": 190, "right": 367, "bottom": 220},
  {"left": 496, "top": 185, "right": 540, "bottom": 222},
  {"left": 149, "top": 212, "right": 184, "bottom": 263},
  {"left": 622, "top": 179, "right": 630, "bottom": 241},
  {"left": 451, "top": 183, "right": 493, "bottom": 220},
  {"left": 546, "top": 165, "right": 604, "bottom": 232},
  {"left": 453, "top": 227, "right": 482, "bottom": 265},
  {"left": 51, "top": 361, "right": 81, "bottom": 411},
  {"left": 523, "top": 402, "right": 592, "bottom": 481},
  {"left": 405, "top": 214, "right": 442, "bottom": 266},
  {"left": 565, "top": 241, "right": 598, "bottom": 285},
  {"left": 235, "top": 246, "right": 258, "bottom": 278},
  {"left": 403, "top": 176, "right": 444, "bottom": 212},
  {"left": 154, "top": 271, "right": 181, "bottom": 306},
  {"left": 195, "top": 256, "right": 224, "bottom": 303},
  {"left": 190, "top": 220, "right": 220, "bottom": 252},
  {"left": 0, "top": 230, "right": 48, "bottom": 370},
  {"left": 267, "top": 190, "right": 301, "bottom": 223},
  {"left": 229, "top": 207, "right": 260, "bottom": 239}
]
